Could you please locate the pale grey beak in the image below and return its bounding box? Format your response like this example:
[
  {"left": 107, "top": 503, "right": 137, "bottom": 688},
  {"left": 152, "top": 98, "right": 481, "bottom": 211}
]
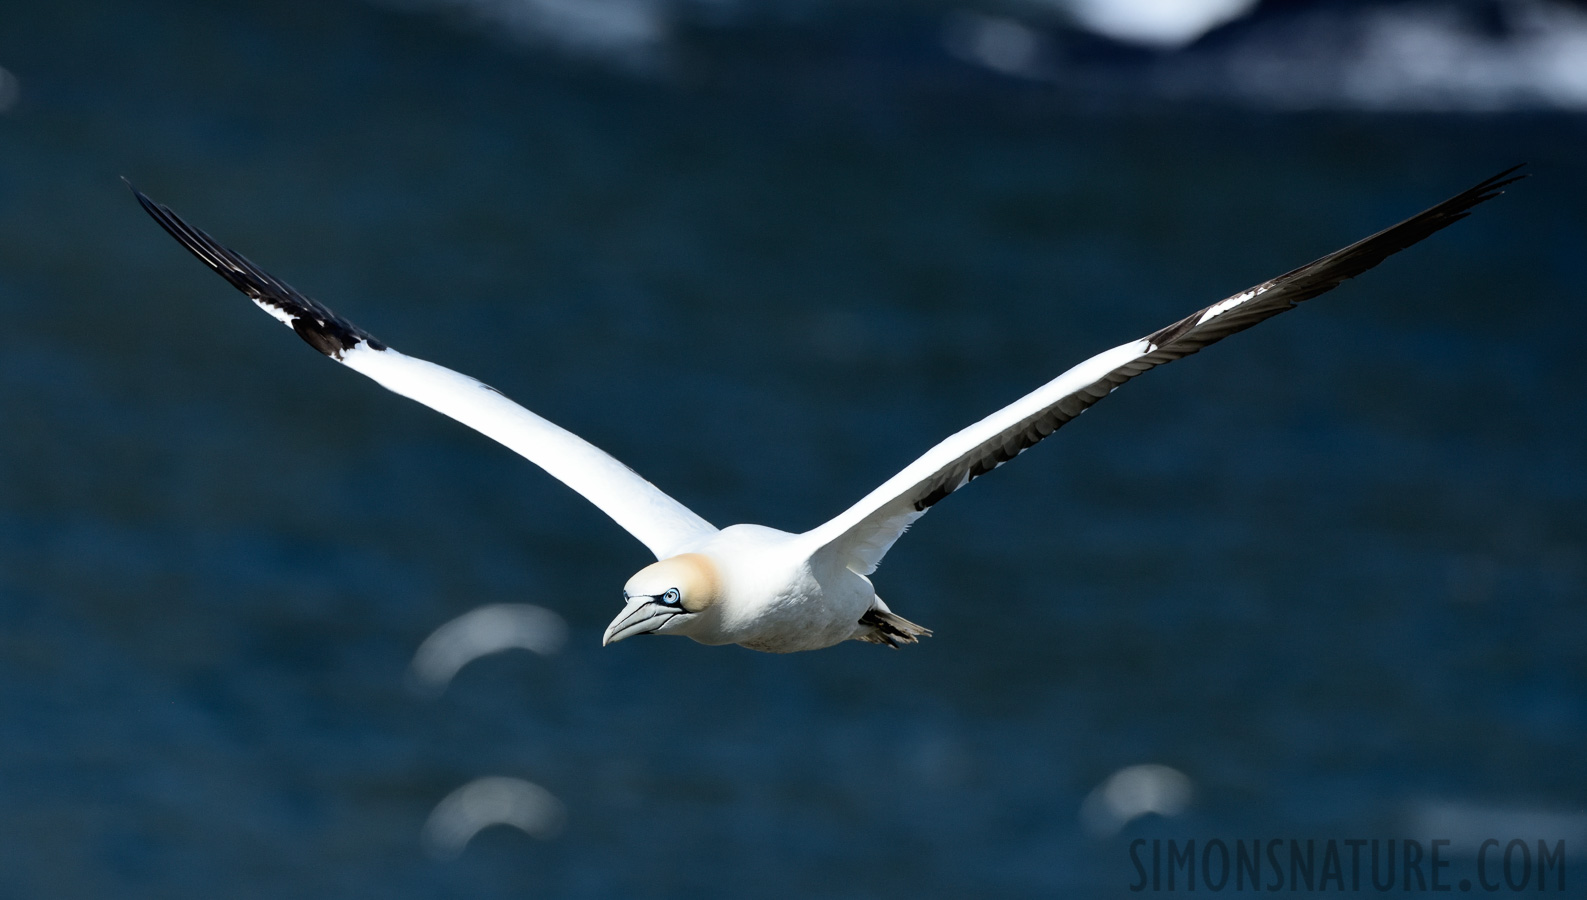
[{"left": 602, "top": 597, "right": 684, "bottom": 646}]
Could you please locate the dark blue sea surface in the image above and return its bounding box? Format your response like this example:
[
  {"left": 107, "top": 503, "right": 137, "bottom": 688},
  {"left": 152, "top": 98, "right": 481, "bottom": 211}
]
[{"left": 0, "top": 2, "right": 1583, "bottom": 897}]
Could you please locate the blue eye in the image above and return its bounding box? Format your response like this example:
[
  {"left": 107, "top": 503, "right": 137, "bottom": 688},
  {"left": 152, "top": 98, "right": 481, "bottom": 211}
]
[{"left": 661, "top": 588, "right": 681, "bottom": 606}]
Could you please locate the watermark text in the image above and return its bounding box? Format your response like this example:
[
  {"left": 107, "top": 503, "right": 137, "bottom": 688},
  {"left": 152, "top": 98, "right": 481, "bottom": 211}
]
[{"left": 1128, "top": 838, "right": 1566, "bottom": 892}]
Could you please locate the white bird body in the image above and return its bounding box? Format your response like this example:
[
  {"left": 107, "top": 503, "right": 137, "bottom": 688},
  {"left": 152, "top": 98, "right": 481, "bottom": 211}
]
[
  {"left": 600, "top": 525, "right": 900, "bottom": 653},
  {"left": 131, "top": 168, "right": 1521, "bottom": 653},
  {"left": 689, "top": 528, "right": 840, "bottom": 652}
]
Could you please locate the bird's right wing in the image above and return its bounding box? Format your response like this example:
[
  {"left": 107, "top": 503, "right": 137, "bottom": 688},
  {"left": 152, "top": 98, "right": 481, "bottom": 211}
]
[
  {"left": 131, "top": 187, "right": 718, "bottom": 560},
  {"left": 806, "top": 166, "right": 1524, "bottom": 575}
]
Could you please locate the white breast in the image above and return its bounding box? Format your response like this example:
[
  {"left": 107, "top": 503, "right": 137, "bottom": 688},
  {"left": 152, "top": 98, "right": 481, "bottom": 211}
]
[{"left": 691, "top": 525, "right": 875, "bottom": 653}]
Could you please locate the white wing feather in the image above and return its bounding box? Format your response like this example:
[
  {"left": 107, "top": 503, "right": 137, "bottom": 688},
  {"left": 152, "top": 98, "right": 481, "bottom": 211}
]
[
  {"left": 133, "top": 188, "right": 717, "bottom": 560},
  {"left": 805, "top": 339, "right": 1151, "bottom": 574},
  {"left": 341, "top": 345, "right": 717, "bottom": 558}
]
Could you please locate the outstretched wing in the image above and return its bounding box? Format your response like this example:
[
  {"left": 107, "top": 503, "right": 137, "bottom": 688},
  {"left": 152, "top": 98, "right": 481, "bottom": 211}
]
[
  {"left": 807, "top": 166, "right": 1524, "bottom": 575},
  {"left": 131, "top": 186, "right": 718, "bottom": 560}
]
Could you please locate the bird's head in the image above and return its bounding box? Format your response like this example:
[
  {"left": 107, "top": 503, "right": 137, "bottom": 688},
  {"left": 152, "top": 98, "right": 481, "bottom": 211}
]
[{"left": 603, "top": 553, "right": 722, "bottom": 646}]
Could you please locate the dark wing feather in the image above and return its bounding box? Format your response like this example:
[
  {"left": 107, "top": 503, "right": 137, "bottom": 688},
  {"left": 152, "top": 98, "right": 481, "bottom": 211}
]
[
  {"left": 812, "top": 166, "right": 1524, "bottom": 575},
  {"left": 128, "top": 183, "right": 383, "bottom": 358},
  {"left": 913, "top": 164, "right": 1525, "bottom": 513}
]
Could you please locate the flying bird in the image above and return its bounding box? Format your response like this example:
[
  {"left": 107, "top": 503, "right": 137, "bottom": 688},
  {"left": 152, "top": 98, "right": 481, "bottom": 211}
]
[{"left": 130, "top": 167, "right": 1521, "bottom": 653}]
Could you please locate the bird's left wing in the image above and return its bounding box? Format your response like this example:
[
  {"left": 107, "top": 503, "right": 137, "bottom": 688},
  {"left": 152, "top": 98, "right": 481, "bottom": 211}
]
[
  {"left": 806, "top": 166, "right": 1523, "bottom": 575},
  {"left": 131, "top": 187, "right": 718, "bottom": 560}
]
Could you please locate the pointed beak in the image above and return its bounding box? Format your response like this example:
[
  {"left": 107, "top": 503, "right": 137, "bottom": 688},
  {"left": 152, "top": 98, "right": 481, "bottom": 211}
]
[{"left": 602, "top": 597, "right": 684, "bottom": 646}]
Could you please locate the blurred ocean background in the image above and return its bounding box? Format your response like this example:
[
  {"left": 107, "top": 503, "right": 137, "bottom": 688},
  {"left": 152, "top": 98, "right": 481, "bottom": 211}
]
[{"left": 1, "top": 0, "right": 1583, "bottom": 896}]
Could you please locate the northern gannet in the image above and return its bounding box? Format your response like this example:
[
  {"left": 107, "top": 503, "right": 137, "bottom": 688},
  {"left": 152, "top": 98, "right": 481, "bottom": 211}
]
[{"left": 130, "top": 167, "right": 1521, "bottom": 653}]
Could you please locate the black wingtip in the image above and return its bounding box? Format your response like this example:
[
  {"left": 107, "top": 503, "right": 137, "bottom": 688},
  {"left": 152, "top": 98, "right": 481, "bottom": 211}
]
[
  {"left": 126, "top": 182, "right": 172, "bottom": 236},
  {"left": 129, "top": 185, "right": 385, "bottom": 358},
  {"left": 1467, "top": 163, "right": 1528, "bottom": 203},
  {"left": 1489, "top": 162, "right": 1528, "bottom": 183},
  {"left": 122, "top": 177, "right": 155, "bottom": 211},
  {"left": 1310, "top": 163, "right": 1526, "bottom": 279}
]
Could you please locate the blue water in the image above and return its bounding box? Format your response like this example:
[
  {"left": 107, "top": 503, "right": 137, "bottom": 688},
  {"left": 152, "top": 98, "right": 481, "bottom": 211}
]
[{"left": 1, "top": 2, "right": 1584, "bottom": 897}]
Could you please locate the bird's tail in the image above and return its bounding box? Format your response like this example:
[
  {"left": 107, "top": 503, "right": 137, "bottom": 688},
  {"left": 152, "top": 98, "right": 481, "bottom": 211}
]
[{"left": 857, "top": 604, "right": 931, "bottom": 648}]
